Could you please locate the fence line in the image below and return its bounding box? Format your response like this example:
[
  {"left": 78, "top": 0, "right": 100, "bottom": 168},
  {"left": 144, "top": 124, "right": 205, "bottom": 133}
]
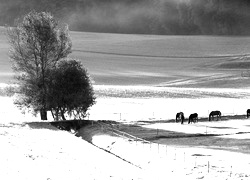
[
  {"left": 94, "top": 121, "right": 250, "bottom": 178},
  {"left": 86, "top": 110, "right": 246, "bottom": 122}
]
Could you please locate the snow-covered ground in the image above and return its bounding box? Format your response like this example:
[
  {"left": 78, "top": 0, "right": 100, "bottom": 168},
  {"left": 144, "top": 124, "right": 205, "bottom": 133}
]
[
  {"left": 0, "top": 122, "right": 146, "bottom": 180},
  {"left": 88, "top": 85, "right": 250, "bottom": 122},
  {"left": 2, "top": 85, "right": 250, "bottom": 123},
  {"left": 1, "top": 84, "right": 250, "bottom": 180},
  {"left": 2, "top": 110, "right": 250, "bottom": 180},
  {"left": 143, "top": 120, "right": 250, "bottom": 135},
  {"left": 92, "top": 131, "right": 250, "bottom": 180},
  {"left": 88, "top": 97, "right": 250, "bottom": 122},
  {"left": 0, "top": 96, "right": 147, "bottom": 180}
]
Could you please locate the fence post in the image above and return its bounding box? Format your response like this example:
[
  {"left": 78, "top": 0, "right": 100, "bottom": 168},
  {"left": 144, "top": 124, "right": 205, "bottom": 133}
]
[
  {"left": 208, "top": 161, "right": 210, "bottom": 173},
  {"left": 174, "top": 148, "right": 176, "bottom": 160}
]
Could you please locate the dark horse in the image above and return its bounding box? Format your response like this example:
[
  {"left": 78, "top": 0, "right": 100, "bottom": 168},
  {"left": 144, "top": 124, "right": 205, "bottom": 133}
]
[
  {"left": 176, "top": 112, "right": 185, "bottom": 124},
  {"left": 188, "top": 113, "right": 198, "bottom": 124},
  {"left": 209, "top": 111, "right": 221, "bottom": 121},
  {"left": 247, "top": 109, "right": 250, "bottom": 118}
]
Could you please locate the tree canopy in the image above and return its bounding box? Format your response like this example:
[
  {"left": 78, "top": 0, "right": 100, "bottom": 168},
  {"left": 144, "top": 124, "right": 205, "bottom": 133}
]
[{"left": 7, "top": 11, "right": 72, "bottom": 119}]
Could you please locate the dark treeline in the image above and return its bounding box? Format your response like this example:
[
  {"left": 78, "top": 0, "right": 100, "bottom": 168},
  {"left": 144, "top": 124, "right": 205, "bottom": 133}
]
[{"left": 1, "top": 0, "right": 250, "bottom": 35}]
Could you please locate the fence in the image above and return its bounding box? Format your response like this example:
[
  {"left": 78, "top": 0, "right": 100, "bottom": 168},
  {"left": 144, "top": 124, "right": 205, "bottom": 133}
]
[
  {"left": 86, "top": 111, "right": 162, "bottom": 122},
  {"left": 85, "top": 109, "right": 244, "bottom": 123},
  {"left": 93, "top": 121, "right": 250, "bottom": 179}
]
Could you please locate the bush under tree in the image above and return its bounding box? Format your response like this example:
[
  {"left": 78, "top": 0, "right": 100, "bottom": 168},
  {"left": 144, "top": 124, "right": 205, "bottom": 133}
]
[{"left": 47, "top": 59, "right": 95, "bottom": 121}]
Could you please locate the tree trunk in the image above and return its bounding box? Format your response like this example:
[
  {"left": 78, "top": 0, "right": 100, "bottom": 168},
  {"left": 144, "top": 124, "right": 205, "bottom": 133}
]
[
  {"left": 40, "top": 109, "right": 47, "bottom": 120},
  {"left": 61, "top": 111, "right": 66, "bottom": 121},
  {"left": 51, "top": 109, "right": 60, "bottom": 121},
  {"left": 51, "top": 110, "right": 57, "bottom": 121}
]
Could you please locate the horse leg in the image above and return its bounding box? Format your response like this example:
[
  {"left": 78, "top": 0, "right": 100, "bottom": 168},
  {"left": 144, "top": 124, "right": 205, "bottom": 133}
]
[{"left": 176, "top": 115, "right": 179, "bottom": 123}]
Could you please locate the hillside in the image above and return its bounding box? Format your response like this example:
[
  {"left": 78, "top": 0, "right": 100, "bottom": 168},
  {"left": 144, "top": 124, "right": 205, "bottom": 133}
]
[
  {"left": 0, "top": 120, "right": 145, "bottom": 180},
  {"left": 1, "top": 26, "right": 250, "bottom": 87},
  {"left": 1, "top": 0, "right": 250, "bottom": 35}
]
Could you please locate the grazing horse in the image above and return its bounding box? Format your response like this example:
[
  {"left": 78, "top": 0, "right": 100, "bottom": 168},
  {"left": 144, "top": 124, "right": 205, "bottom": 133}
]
[
  {"left": 188, "top": 113, "right": 198, "bottom": 124},
  {"left": 209, "top": 111, "right": 221, "bottom": 121},
  {"left": 247, "top": 109, "right": 250, "bottom": 118},
  {"left": 176, "top": 112, "right": 185, "bottom": 124}
]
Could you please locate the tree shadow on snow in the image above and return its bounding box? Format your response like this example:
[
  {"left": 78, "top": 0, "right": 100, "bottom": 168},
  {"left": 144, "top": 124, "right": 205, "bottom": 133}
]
[{"left": 25, "top": 122, "right": 60, "bottom": 131}]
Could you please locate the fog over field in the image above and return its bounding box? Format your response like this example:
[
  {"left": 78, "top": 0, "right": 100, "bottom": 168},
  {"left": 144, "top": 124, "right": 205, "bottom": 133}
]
[{"left": 1, "top": 0, "right": 250, "bottom": 35}]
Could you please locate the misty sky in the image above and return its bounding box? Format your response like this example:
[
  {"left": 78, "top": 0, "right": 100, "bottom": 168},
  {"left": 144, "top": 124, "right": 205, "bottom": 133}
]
[{"left": 1, "top": 0, "right": 250, "bottom": 35}]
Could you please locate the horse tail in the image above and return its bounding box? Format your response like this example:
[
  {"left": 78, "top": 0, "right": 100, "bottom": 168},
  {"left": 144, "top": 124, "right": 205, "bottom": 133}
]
[{"left": 209, "top": 114, "right": 211, "bottom": 121}]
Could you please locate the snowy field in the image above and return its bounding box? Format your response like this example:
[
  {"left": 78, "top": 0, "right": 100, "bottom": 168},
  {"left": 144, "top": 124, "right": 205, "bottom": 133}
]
[
  {"left": 92, "top": 130, "right": 250, "bottom": 180},
  {"left": 1, "top": 85, "right": 250, "bottom": 179},
  {"left": 0, "top": 122, "right": 146, "bottom": 180},
  {"left": 88, "top": 85, "right": 250, "bottom": 122}
]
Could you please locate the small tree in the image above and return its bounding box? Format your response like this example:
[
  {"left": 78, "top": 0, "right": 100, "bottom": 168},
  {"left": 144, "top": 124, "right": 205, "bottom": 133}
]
[
  {"left": 47, "top": 59, "right": 95, "bottom": 121},
  {"left": 7, "top": 11, "right": 72, "bottom": 120}
]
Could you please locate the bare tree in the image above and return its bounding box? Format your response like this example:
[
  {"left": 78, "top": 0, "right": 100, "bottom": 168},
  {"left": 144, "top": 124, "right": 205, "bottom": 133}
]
[{"left": 7, "top": 11, "right": 72, "bottom": 120}]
